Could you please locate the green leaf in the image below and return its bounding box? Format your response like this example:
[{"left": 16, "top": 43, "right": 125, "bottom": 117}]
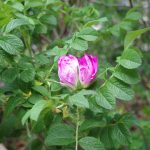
[
  {"left": 100, "top": 127, "right": 113, "bottom": 148},
  {"left": 11, "top": 2, "right": 24, "bottom": 12},
  {"left": 1, "top": 68, "right": 18, "bottom": 83},
  {"left": 32, "top": 86, "right": 50, "bottom": 98},
  {"left": 0, "top": 115, "right": 16, "bottom": 139},
  {"left": 96, "top": 87, "right": 116, "bottom": 109},
  {"left": 46, "top": 46, "right": 67, "bottom": 56},
  {"left": 111, "top": 124, "right": 130, "bottom": 145},
  {"left": 5, "top": 18, "right": 34, "bottom": 33},
  {"left": 0, "top": 35, "right": 24, "bottom": 55},
  {"left": 69, "top": 93, "right": 89, "bottom": 108},
  {"left": 0, "top": 50, "right": 9, "bottom": 65},
  {"left": 40, "top": 15, "right": 57, "bottom": 26},
  {"left": 84, "top": 17, "right": 108, "bottom": 27},
  {"left": 20, "top": 68, "right": 35, "bottom": 82},
  {"left": 79, "top": 119, "right": 106, "bottom": 131},
  {"left": 113, "top": 66, "right": 140, "bottom": 84},
  {"left": 124, "top": 27, "right": 150, "bottom": 49},
  {"left": 45, "top": 123, "right": 74, "bottom": 146},
  {"left": 35, "top": 53, "right": 49, "bottom": 65},
  {"left": 77, "top": 28, "right": 98, "bottom": 41},
  {"left": 78, "top": 35, "right": 97, "bottom": 41},
  {"left": 4, "top": 97, "right": 21, "bottom": 117},
  {"left": 79, "top": 137, "right": 105, "bottom": 150},
  {"left": 125, "top": 12, "right": 141, "bottom": 21},
  {"left": 117, "top": 48, "right": 142, "bottom": 69},
  {"left": 30, "top": 100, "right": 50, "bottom": 121},
  {"left": 70, "top": 38, "right": 88, "bottom": 51},
  {"left": 28, "top": 94, "right": 43, "bottom": 104},
  {"left": 22, "top": 110, "right": 31, "bottom": 125},
  {"left": 79, "top": 89, "right": 96, "bottom": 95},
  {"left": 25, "top": 0, "right": 43, "bottom": 9},
  {"left": 106, "top": 78, "right": 134, "bottom": 101}
]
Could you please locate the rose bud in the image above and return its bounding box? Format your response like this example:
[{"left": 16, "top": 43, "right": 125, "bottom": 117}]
[
  {"left": 78, "top": 53, "right": 98, "bottom": 88},
  {"left": 58, "top": 55, "right": 79, "bottom": 90}
]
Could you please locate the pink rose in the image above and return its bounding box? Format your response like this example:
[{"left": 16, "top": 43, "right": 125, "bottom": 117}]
[
  {"left": 58, "top": 53, "right": 98, "bottom": 89},
  {"left": 58, "top": 55, "right": 79, "bottom": 89},
  {"left": 78, "top": 54, "right": 98, "bottom": 88}
]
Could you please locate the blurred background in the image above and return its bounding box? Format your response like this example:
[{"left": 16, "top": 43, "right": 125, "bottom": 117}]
[{"left": 0, "top": 0, "right": 150, "bottom": 149}]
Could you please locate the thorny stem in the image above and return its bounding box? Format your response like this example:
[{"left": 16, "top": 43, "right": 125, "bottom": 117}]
[{"left": 75, "top": 107, "right": 79, "bottom": 150}]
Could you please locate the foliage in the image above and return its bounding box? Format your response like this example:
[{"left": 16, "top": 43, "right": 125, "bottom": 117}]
[{"left": 0, "top": 0, "right": 150, "bottom": 150}]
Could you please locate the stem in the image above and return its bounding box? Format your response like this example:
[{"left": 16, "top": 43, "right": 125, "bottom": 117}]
[
  {"left": 75, "top": 107, "right": 79, "bottom": 150},
  {"left": 129, "top": 0, "right": 133, "bottom": 8},
  {"left": 21, "top": 29, "right": 33, "bottom": 57},
  {"left": 26, "top": 122, "right": 31, "bottom": 138}
]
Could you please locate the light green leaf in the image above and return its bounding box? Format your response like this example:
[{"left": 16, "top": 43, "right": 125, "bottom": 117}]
[
  {"left": 124, "top": 27, "right": 150, "bottom": 49},
  {"left": 32, "top": 86, "right": 50, "bottom": 98},
  {"left": 70, "top": 38, "right": 88, "bottom": 51},
  {"left": 79, "top": 89, "right": 96, "bottom": 95},
  {"left": 117, "top": 48, "right": 142, "bottom": 69},
  {"left": 113, "top": 66, "right": 140, "bottom": 84},
  {"left": 45, "top": 124, "right": 74, "bottom": 146},
  {"left": 79, "top": 137, "right": 105, "bottom": 150},
  {"left": 5, "top": 18, "right": 34, "bottom": 33},
  {"left": 96, "top": 87, "right": 116, "bottom": 109},
  {"left": 78, "top": 35, "right": 97, "bottom": 41},
  {"left": 84, "top": 17, "right": 108, "bottom": 27},
  {"left": 0, "top": 35, "right": 24, "bottom": 55},
  {"left": 46, "top": 46, "right": 67, "bottom": 56},
  {"left": 77, "top": 27, "right": 98, "bottom": 41},
  {"left": 125, "top": 12, "right": 141, "bottom": 21},
  {"left": 69, "top": 93, "right": 89, "bottom": 108},
  {"left": 28, "top": 94, "right": 43, "bottom": 104},
  {"left": 22, "top": 110, "right": 31, "bottom": 125},
  {"left": 11, "top": 2, "right": 24, "bottom": 12},
  {"left": 106, "top": 78, "right": 134, "bottom": 101},
  {"left": 30, "top": 100, "right": 50, "bottom": 121}
]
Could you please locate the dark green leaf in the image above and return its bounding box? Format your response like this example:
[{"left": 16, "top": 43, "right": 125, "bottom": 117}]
[
  {"left": 106, "top": 78, "right": 134, "bottom": 101},
  {"left": 45, "top": 124, "right": 74, "bottom": 145},
  {"left": 20, "top": 68, "right": 35, "bottom": 82},
  {"left": 1, "top": 68, "right": 18, "bottom": 83},
  {"left": 113, "top": 66, "right": 140, "bottom": 84},
  {"left": 111, "top": 124, "right": 130, "bottom": 145},
  {"left": 79, "top": 119, "right": 106, "bottom": 131},
  {"left": 0, "top": 35, "right": 24, "bottom": 55},
  {"left": 96, "top": 87, "right": 116, "bottom": 109}
]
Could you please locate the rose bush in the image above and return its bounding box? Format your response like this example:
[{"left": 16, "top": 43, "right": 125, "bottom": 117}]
[{"left": 0, "top": 0, "right": 150, "bottom": 150}]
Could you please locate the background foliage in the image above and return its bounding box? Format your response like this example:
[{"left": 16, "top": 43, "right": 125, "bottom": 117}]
[{"left": 0, "top": 0, "right": 150, "bottom": 150}]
